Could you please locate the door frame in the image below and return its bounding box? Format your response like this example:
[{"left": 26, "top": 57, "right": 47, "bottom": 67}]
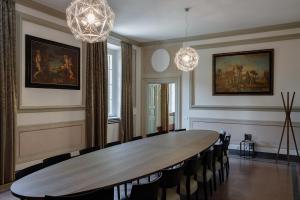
[{"left": 143, "top": 76, "right": 181, "bottom": 135}]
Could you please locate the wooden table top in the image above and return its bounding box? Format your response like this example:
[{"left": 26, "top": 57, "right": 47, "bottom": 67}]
[{"left": 11, "top": 130, "right": 219, "bottom": 199}]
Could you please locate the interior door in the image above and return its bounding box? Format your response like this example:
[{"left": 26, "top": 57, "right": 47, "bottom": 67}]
[{"left": 147, "top": 84, "right": 157, "bottom": 133}]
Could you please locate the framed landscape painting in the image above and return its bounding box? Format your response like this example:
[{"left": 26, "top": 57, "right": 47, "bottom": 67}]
[
  {"left": 25, "top": 35, "right": 80, "bottom": 90},
  {"left": 213, "top": 49, "right": 274, "bottom": 95}
]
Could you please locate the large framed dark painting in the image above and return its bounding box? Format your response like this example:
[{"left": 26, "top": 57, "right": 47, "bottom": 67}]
[
  {"left": 25, "top": 35, "right": 80, "bottom": 90},
  {"left": 213, "top": 49, "right": 274, "bottom": 95}
]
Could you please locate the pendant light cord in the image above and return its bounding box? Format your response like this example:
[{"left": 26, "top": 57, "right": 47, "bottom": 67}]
[{"left": 185, "top": 8, "right": 190, "bottom": 42}]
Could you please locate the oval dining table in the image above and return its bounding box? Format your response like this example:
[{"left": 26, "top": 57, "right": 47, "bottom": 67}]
[{"left": 11, "top": 130, "right": 219, "bottom": 199}]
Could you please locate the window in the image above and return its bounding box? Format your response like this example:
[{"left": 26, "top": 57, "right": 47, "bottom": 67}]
[{"left": 107, "top": 44, "right": 121, "bottom": 118}]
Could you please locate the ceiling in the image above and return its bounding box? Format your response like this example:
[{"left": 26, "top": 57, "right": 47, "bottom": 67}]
[{"left": 33, "top": 0, "right": 300, "bottom": 43}]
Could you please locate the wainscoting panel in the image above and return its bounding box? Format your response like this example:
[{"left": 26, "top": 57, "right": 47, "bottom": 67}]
[
  {"left": 190, "top": 118, "right": 300, "bottom": 155},
  {"left": 16, "top": 121, "right": 85, "bottom": 164}
]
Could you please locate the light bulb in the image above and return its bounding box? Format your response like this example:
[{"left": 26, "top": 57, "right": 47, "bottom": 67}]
[{"left": 86, "top": 12, "right": 96, "bottom": 24}]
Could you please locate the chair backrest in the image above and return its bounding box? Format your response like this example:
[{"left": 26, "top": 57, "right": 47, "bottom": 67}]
[
  {"left": 244, "top": 134, "right": 252, "bottom": 141},
  {"left": 43, "top": 153, "right": 71, "bottom": 168},
  {"left": 219, "top": 132, "right": 226, "bottom": 143},
  {"left": 15, "top": 163, "right": 44, "bottom": 180},
  {"left": 147, "top": 131, "right": 166, "bottom": 137},
  {"left": 222, "top": 135, "right": 231, "bottom": 155},
  {"left": 202, "top": 150, "right": 214, "bottom": 170},
  {"left": 174, "top": 129, "right": 186, "bottom": 132},
  {"left": 130, "top": 173, "right": 162, "bottom": 200},
  {"left": 130, "top": 136, "right": 143, "bottom": 141},
  {"left": 79, "top": 146, "right": 100, "bottom": 155},
  {"left": 213, "top": 144, "right": 223, "bottom": 162},
  {"left": 160, "top": 163, "right": 183, "bottom": 189},
  {"left": 45, "top": 187, "right": 114, "bottom": 200},
  {"left": 183, "top": 157, "right": 199, "bottom": 176},
  {"left": 104, "top": 141, "right": 121, "bottom": 148}
]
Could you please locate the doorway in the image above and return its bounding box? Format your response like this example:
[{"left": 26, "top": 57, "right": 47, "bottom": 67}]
[{"left": 147, "top": 82, "right": 177, "bottom": 134}]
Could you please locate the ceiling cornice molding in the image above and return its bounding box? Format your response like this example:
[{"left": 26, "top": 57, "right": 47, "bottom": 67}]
[
  {"left": 140, "top": 21, "right": 300, "bottom": 47},
  {"left": 15, "top": 0, "right": 141, "bottom": 46}
]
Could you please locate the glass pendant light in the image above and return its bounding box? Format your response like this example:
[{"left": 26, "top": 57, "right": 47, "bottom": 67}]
[
  {"left": 175, "top": 8, "right": 199, "bottom": 72},
  {"left": 66, "top": 0, "right": 115, "bottom": 43}
]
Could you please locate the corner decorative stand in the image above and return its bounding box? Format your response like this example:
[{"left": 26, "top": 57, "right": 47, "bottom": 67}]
[{"left": 276, "top": 92, "right": 300, "bottom": 163}]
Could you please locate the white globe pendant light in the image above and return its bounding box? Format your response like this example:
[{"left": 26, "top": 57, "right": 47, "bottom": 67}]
[
  {"left": 66, "top": 0, "right": 115, "bottom": 43},
  {"left": 175, "top": 8, "right": 199, "bottom": 72}
]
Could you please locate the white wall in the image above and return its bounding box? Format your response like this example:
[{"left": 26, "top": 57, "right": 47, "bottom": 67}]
[
  {"left": 181, "top": 28, "right": 300, "bottom": 155},
  {"left": 15, "top": 3, "right": 142, "bottom": 167}
]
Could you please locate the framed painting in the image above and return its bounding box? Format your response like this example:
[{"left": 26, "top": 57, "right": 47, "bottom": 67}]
[
  {"left": 213, "top": 49, "right": 274, "bottom": 95},
  {"left": 25, "top": 35, "right": 80, "bottom": 90}
]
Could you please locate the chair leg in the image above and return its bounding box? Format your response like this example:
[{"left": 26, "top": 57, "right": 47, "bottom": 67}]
[
  {"left": 221, "top": 164, "right": 225, "bottom": 183},
  {"left": 195, "top": 185, "right": 199, "bottom": 200},
  {"left": 203, "top": 181, "right": 208, "bottom": 200},
  {"left": 218, "top": 169, "right": 222, "bottom": 184},
  {"left": 213, "top": 170, "right": 217, "bottom": 191},
  {"left": 186, "top": 176, "right": 191, "bottom": 200},
  {"left": 117, "top": 186, "right": 121, "bottom": 200},
  {"left": 209, "top": 180, "right": 213, "bottom": 196},
  {"left": 125, "top": 183, "right": 128, "bottom": 198}
]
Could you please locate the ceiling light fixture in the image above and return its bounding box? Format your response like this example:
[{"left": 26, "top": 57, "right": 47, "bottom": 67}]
[
  {"left": 66, "top": 0, "right": 115, "bottom": 43},
  {"left": 175, "top": 8, "right": 199, "bottom": 72}
]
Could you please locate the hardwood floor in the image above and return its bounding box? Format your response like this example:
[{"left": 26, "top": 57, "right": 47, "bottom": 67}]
[{"left": 1, "top": 157, "right": 299, "bottom": 200}]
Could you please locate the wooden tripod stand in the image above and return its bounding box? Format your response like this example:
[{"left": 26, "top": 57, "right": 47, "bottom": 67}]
[{"left": 276, "top": 92, "right": 300, "bottom": 163}]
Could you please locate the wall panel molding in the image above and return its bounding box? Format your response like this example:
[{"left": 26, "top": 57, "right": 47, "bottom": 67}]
[
  {"left": 190, "top": 117, "right": 300, "bottom": 128},
  {"left": 190, "top": 117, "right": 300, "bottom": 155},
  {"left": 189, "top": 70, "right": 300, "bottom": 112},
  {"left": 16, "top": 12, "right": 86, "bottom": 113},
  {"left": 16, "top": 121, "right": 86, "bottom": 164}
]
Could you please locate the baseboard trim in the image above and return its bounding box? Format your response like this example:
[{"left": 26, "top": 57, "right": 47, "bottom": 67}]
[
  {"left": 0, "top": 182, "right": 12, "bottom": 193},
  {"left": 229, "top": 149, "right": 300, "bottom": 162}
]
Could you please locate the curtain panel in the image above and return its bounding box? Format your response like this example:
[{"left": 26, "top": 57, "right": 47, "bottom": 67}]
[
  {"left": 161, "top": 83, "right": 169, "bottom": 132},
  {"left": 120, "top": 42, "right": 133, "bottom": 142},
  {"left": 86, "top": 42, "right": 108, "bottom": 148},
  {"left": 0, "top": 0, "right": 16, "bottom": 185}
]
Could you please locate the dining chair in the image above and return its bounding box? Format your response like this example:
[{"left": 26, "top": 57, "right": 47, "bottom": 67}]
[
  {"left": 45, "top": 187, "right": 114, "bottom": 200},
  {"left": 129, "top": 136, "right": 143, "bottom": 141},
  {"left": 223, "top": 135, "right": 231, "bottom": 178},
  {"left": 213, "top": 144, "right": 224, "bottom": 189},
  {"left": 174, "top": 129, "right": 187, "bottom": 132},
  {"left": 197, "top": 150, "right": 214, "bottom": 200},
  {"left": 147, "top": 131, "right": 167, "bottom": 137},
  {"left": 104, "top": 141, "right": 121, "bottom": 148},
  {"left": 79, "top": 146, "right": 100, "bottom": 155},
  {"left": 180, "top": 157, "right": 199, "bottom": 200},
  {"left": 128, "top": 173, "right": 162, "bottom": 200},
  {"left": 159, "top": 162, "right": 184, "bottom": 200},
  {"left": 15, "top": 163, "right": 44, "bottom": 180},
  {"left": 43, "top": 153, "right": 71, "bottom": 168}
]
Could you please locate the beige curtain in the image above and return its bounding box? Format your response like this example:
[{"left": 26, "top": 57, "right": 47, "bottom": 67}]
[
  {"left": 0, "top": 0, "right": 16, "bottom": 185},
  {"left": 86, "top": 42, "right": 108, "bottom": 148},
  {"left": 161, "top": 83, "right": 169, "bottom": 132},
  {"left": 120, "top": 42, "right": 133, "bottom": 142}
]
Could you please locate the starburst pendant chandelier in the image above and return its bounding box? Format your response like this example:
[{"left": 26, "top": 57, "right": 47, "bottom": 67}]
[
  {"left": 66, "top": 0, "right": 115, "bottom": 43},
  {"left": 175, "top": 8, "right": 199, "bottom": 72}
]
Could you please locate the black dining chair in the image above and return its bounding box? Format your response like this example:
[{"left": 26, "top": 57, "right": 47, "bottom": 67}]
[
  {"left": 45, "top": 187, "right": 114, "bottom": 200},
  {"left": 213, "top": 144, "right": 224, "bottom": 189},
  {"left": 79, "top": 146, "right": 100, "bottom": 155},
  {"left": 147, "top": 131, "right": 167, "bottom": 137},
  {"left": 159, "top": 162, "right": 184, "bottom": 200},
  {"left": 104, "top": 141, "right": 121, "bottom": 148},
  {"left": 180, "top": 157, "right": 199, "bottom": 200},
  {"left": 43, "top": 153, "right": 71, "bottom": 168},
  {"left": 223, "top": 135, "right": 231, "bottom": 178},
  {"left": 128, "top": 173, "right": 162, "bottom": 200},
  {"left": 15, "top": 162, "right": 44, "bottom": 180},
  {"left": 174, "top": 129, "right": 187, "bottom": 132},
  {"left": 129, "top": 136, "right": 143, "bottom": 141},
  {"left": 197, "top": 150, "right": 214, "bottom": 200}
]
